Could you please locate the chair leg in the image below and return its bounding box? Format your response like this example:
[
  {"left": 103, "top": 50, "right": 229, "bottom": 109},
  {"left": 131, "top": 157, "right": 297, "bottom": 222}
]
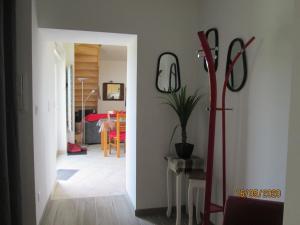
[
  {"left": 108, "top": 137, "right": 112, "bottom": 155},
  {"left": 104, "top": 131, "right": 108, "bottom": 157},
  {"left": 100, "top": 132, "right": 103, "bottom": 151},
  {"left": 188, "top": 181, "right": 194, "bottom": 225},
  {"left": 117, "top": 140, "right": 120, "bottom": 158}
]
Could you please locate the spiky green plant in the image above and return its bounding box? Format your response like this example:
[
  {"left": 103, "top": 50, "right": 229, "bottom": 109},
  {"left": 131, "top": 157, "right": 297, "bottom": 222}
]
[{"left": 162, "top": 86, "right": 201, "bottom": 145}]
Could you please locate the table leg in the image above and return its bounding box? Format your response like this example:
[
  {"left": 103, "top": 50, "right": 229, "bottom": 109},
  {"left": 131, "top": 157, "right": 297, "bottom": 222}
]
[
  {"left": 186, "top": 178, "right": 189, "bottom": 215},
  {"left": 176, "top": 173, "right": 182, "bottom": 225},
  {"left": 166, "top": 167, "right": 172, "bottom": 217},
  {"left": 196, "top": 188, "right": 201, "bottom": 224},
  {"left": 188, "top": 181, "right": 194, "bottom": 225},
  {"left": 103, "top": 130, "right": 108, "bottom": 157},
  {"left": 101, "top": 131, "right": 104, "bottom": 150}
]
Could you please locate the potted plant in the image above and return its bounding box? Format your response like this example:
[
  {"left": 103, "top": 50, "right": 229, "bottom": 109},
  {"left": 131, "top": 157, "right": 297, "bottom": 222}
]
[{"left": 162, "top": 86, "right": 201, "bottom": 159}]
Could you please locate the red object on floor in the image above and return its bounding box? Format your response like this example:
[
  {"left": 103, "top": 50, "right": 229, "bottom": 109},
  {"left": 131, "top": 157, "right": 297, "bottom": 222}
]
[
  {"left": 198, "top": 31, "right": 255, "bottom": 225},
  {"left": 80, "top": 146, "right": 87, "bottom": 152},
  {"left": 68, "top": 143, "right": 81, "bottom": 153},
  {"left": 67, "top": 143, "right": 87, "bottom": 153}
]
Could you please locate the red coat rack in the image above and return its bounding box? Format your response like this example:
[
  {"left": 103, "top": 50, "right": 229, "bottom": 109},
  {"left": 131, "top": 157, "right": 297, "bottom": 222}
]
[{"left": 198, "top": 31, "right": 255, "bottom": 225}]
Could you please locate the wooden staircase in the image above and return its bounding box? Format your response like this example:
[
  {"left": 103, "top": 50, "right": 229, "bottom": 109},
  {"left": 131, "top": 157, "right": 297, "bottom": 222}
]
[{"left": 74, "top": 44, "right": 100, "bottom": 111}]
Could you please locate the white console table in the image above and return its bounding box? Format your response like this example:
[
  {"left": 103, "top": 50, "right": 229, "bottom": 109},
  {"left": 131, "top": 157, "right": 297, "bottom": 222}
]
[{"left": 165, "top": 155, "right": 204, "bottom": 225}]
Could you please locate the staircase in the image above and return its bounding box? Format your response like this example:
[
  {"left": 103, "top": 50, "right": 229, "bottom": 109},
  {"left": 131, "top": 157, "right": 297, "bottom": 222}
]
[{"left": 74, "top": 44, "right": 100, "bottom": 111}]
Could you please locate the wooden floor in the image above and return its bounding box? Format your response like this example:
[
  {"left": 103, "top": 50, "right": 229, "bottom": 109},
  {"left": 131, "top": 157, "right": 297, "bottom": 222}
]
[{"left": 40, "top": 195, "right": 191, "bottom": 225}]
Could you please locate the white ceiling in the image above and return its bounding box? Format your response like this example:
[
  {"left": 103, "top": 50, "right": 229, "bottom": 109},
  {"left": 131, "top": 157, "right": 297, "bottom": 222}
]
[
  {"left": 40, "top": 28, "right": 136, "bottom": 46},
  {"left": 100, "top": 45, "right": 127, "bottom": 61},
  {"left": 40, "top": 29, "right": 130, "bottom": 61}
]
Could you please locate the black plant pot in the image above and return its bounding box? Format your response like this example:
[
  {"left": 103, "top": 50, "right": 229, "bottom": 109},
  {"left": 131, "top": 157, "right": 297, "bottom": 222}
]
[{"left": 175, "top": 143, "right": 194, "bottom": 159}]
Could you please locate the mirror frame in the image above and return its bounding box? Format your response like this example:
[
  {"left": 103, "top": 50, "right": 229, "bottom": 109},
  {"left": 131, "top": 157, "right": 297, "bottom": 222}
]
[
  {"left": 156, "top": 52, "right": 181, "bottom": 93},
  {"left": 226, "top": 38, "right": 248, "bottom": 92},
  {"left": 102, "top": 82, "right": 125, "bottom": 101},
  {"left": 204, "top": 28, "right": 219, "bottom": 72}
]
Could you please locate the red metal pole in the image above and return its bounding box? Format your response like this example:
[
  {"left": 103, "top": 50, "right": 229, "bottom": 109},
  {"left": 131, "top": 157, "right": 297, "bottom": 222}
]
[
  {"left": 198, "top": 31, "right": 255, "bottom": 225},
  {"left": 198, "top": 31, "right": 217, "bottom": 225},
  {"left": 221, "top": 36, "right": 255, "bottom": 208}
]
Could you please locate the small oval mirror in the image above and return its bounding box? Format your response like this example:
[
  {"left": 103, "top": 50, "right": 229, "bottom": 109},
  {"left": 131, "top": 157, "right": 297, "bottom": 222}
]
[
  {"left": 204, "top": 28, "right": 219, "bottom": 72},
  {"left": 156, "top": 52, "right": 181, "bottom": 93},
  {"left": 226, "top": 38, "right": 247, "bottom": 92}
]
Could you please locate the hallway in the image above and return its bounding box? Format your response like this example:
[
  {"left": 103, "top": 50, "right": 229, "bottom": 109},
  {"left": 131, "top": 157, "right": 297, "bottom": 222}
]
[
  {"left": 40, "top": 195, "right": 190, "bottom": 225},
  {"left": 44, "top": 146, "right": 192, "bottom": 225}
]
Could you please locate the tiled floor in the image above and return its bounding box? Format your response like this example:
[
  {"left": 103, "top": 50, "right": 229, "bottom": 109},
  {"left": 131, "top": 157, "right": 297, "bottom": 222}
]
[{"left": 52, "top": 144, "right": 126, "bottom": 200}]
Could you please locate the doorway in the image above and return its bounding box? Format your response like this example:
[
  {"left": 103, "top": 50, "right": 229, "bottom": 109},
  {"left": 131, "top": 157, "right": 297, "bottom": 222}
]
[
  {"left": 33, "top": 28, "right": 137, "bottom": 208},
  {"left": 53, "top": 42, "right": 128, "bottom": 199}
]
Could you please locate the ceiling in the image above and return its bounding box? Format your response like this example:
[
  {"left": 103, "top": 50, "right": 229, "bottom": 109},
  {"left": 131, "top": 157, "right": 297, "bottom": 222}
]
[{"left": 100, "top": 45, "right": 127, "bottom": 61}]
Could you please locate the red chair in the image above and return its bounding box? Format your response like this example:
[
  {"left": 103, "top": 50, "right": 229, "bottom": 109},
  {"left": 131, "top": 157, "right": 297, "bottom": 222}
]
[
  {"left": 223, "top": 196, "right": 284, "bottom": 225},
  {"left": 108, "top": 112, "right": 126, "bottom": 158}
]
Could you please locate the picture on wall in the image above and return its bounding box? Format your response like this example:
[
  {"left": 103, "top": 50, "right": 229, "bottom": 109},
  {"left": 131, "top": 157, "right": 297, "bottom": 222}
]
[{"left": 102, "top": 82, "right": 125, "bottom": 101}]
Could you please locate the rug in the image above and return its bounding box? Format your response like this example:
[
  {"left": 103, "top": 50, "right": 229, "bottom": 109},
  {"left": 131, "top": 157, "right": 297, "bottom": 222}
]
[{"left": 57, "top": 169, "right": 79, "bottom": 181}]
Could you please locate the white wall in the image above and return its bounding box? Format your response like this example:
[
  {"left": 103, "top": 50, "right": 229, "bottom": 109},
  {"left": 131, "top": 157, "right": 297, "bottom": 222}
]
[
  {"left": 32, "top": 38, "right": 70, "bottom": 221},
  {"left": 16, "top": 0, "right": 36, "bottom": 224},
  {"left": 54, "top": 43, "right": 67, "bottom": 153},
  {"left": 197, "top": 0, "right": 293, "bottom": 223},
  {"left": 32, "top": 14, "right": 70, "bottom": 224},
  {"left": 64, "top": 43, "right": 74, "bottom": 65},
  {"left": 32, "top": 38, "right": 58, "bottom": 222},
  {"left": 126, "top": 38, "right": 138, "bottom": 208},
  {"left": 98, "top": 59, "right": 127, "bottom": 113},
  {"left": 63, "top": 43, "right": 75, "bottom": 143},
  {"left": 283, "top": 1, "right": 300, "bottom": 224}
]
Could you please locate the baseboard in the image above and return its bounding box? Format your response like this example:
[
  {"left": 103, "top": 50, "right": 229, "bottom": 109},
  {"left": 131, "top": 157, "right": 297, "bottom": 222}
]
[
  {"left": 50, "top": 180, "right": 57, "bottom": 199},
  {"left": 38, "top": 182, "right": 56, "bottom": 225},
  {"left": 135, "top": 205, "right": 186, "bottom": 217},
  {"left": 57, "top": 149, "right": 65, "bottom": 156},
  {"left": 135, "top": 206, "right": 214, "bottom": 225}
]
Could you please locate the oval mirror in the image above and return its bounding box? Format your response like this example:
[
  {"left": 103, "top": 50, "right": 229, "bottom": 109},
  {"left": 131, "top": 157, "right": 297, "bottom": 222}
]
[
  {"left": 226, "top": 38, "right": 248, "bottom": 92},
  {"left": 156, "top": 52, "right": 181, "bottom": 93},
  {"left": 204, "top": 28, "right": 219, "bottom": 72}
]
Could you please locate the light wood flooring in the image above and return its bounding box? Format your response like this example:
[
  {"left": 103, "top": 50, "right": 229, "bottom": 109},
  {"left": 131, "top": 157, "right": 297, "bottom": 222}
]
[{"left": 40, "top": 195, "right": 191, "bottom": 225}]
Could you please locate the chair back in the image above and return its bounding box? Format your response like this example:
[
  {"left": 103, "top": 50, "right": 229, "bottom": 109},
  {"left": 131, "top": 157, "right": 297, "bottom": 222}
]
[
  {"left": 107, "top": 110, "right": 116, "bottom": 120},
  {"left": 116, "top": 112, "right": 126, "bottom": 140},
  {"left": 223, "top": 196, "right": 284, "bottom": 225}
]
